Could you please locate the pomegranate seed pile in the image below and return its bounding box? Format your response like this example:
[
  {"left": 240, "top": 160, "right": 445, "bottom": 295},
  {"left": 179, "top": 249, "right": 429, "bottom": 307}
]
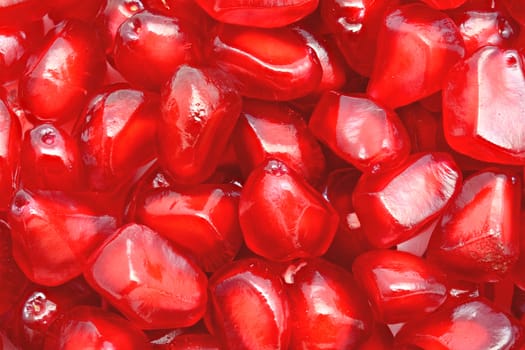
[{"left": 1, "top": 0, "right": 525, "bottom": 348}]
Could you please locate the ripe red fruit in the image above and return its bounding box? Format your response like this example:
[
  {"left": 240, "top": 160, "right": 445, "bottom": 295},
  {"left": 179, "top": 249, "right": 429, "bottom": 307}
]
[
  {"left": 358, "top": 324, "right": 394, "bottom": 350},
  {"left": 367, "top": 3, "right": 465, "bottom": 108},
  {"left": 443, "top": 46, "right": 525, "bottom": 164},
  {"left": 8, "top": 189, "right": 118, "bottom": 286},
  {"left": 194, "top": 0, "right": 318, "bottom": 27},
  {"left": 0, "top": 23, "right": 43, "bottom": 84},
  {"left": 232, "top": 99, "right": 326, "bottom": 185},
  {"left": 10, "top": 278, "right": 99, "bottom": 349},
  {"left": 113, "top": 11, "right": 202, "bottom": 91},
  {"left": 20, "top": 123, "right": 84, "bottom": 192},
  {"left": 48, "top": 0, "right": 105, "bottom": 22},
  {"left": 449, "top": 8, "right": 520, "bottom": 56},
  {"left": 239, "top": 159, "right": 339, "bottom": 261},
  {"left": 74, "top": 85, "right": 159, "bottom": 192},
  {"left": 502, "top": 0, "right": 525, "bottom": 25},
  {"left": 427, "top": 169, "right": 521, "bottom": 283},
  {"left": 207, "top": 258, "right": 290, "bottom": 350},
  {"left": 212, "top": 24, "right": 322, "bottom": 100},
  {"left": 285, "top": 259, "right": 373, "bottom": 348},
  {"left": 133, "top": 183, "right": 243, "bottom": 272},
  {"left": 309, "top": 91, "right": 411, "bottom": 173},
  {"left": 84, "top": 223, "right": 208, "bottom": 329},
  {"left": 96, "top": 0, "right": 145, "bottom": 54},
  {"left": 395, "top": 299, "right": 525, "bottom": 349},
  {"left": 353, "top": 152, "right": 462, "bottom": 248},
  {"left": 158, "top": 65, "right": 242, "bottom": 184},
  {"left": 19, "top": 21, "right": 106, "bottom": 124},
  {"left": 320, "top": 0, "right": 399, "bottom": 77},
  {"left": 353, "top": 250, "right": 449, "bottom": 324},
  {"left": 42, "top": 306, "right": 151, "bottom": 350}
]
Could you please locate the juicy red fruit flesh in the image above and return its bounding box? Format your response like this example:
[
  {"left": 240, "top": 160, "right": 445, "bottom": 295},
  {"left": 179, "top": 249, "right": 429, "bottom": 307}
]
[{"left": 2, "top": 0, "right": 525, "bottom": 348}]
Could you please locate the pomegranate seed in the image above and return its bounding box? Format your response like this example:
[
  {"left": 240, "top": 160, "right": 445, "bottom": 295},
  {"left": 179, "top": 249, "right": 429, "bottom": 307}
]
[
  {"left": 239, "top": 159, "right": 339, "bottom": 261},
  {"left": 20, "top": 123, "right": 84, "bottom": 192},
  {"left": 96, "top": 0, "right": 145, "bottom": 54},
  {"left": 353, "top": 152, "right": 462, "bottom": 248},
  {"left": 0, "top": 1, "right": 49, "bottom": 27},
  {"left": 502, "top": 0, "right": 525, "bottom": 26},
  {"left": 84, "top": 223, "right": 208, "bottom": 329},
  {"left": 232, "top": 99, "right": 326, "bottom": 185},
  {"left": 113, "top": 11, "right": 202, "bottom": 91},
  {"left": 443, "top": 46, "right": 525, "bottom": 164},
  {"left": 320, "top": 0, "right": 399, "bottom": 77},
  {"left": 353, "top": 249, "right": 449, "bottom": 324},
  {"left": 212, "top": 24, "right": 322, "bottom": 100},
  {"left": 309, "top": 91, "right": 411, "bottom": 173},
  {"left": 48, "top": 0, "right": 105, "bottom": 22},
  {"left": 427, "top": 169, "right": 521, "bottom": 283},
  {"left": 158, "top": 65, "right": 242, "bottom": 184},
  {"left": 42, "top": 306, "right": 151, "bottom": 349},
  {"left": 19, "top": 20, "right": 106, "bottom": 124},
  {"left": 8, "top": 189, "right": 118, "bottom": 286},
  {"left": 133, "top": 183, "right": 243, "bottom": 272},
  {"left": 194, "top": 0, "right": 317, "bottom": 28},
  {"left": 207, "top": 258, "right": 290, "bottom": 349},
  {"left": 358, "top": 323, "right": 394, "bottom": 350},
  {"left": 155, "top": 333, "right": 221, "bottom": 350},
  {"left": 395, "top": 299, "right": 525, "bottom": 349},
  {"left": 74, "top": 84, "right": 159, "bottom": 192},
  {"left": 285, "top": 259, "right": 373, "bottom": 348},
  {"left": 367, "top": 3, "right": 465, "bottom": 108}
]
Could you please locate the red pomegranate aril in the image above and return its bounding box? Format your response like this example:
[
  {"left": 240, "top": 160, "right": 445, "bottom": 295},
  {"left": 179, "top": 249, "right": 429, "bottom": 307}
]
[
  {"left": 285, "top": 259, "right": 373, "bottom": 349},
  {"left": 0, "top": 23, "right": 44, "bottom": 84},
  {"left": 367, "top": 3, "right": 465, "bottom": 108},
  {"left": 443, "top": 46, "right": 525, "bottom": 164},
  {"left": 158, "top": 65, "right": 242, "bottom": 184},
  {"left": 0, "top": 98, "right": 21, "bottom": 211},
  {"left": 320, "top": 0, "right": 399, "bottom": 77},
  {"left": 96, "top": 0, "right": 145, "bottom": 54},
  {"left": 322, "top": 168, "right": 374, "bottom": 269},
  {"left": 293, "top": 26, "right": 347, "bottom": 96},
  {"left": 8, "top": 189, "right": 119, "bottom": 286},
  {"left": 11, "top": 278, "right": 99, "bottom": 349},
  {"left": 20, "top": 123, "right": 85, "bottom": 192},
  {"left": 19, "top": 20, "right": 106, "bottom": 124},
  {"left": 84, "top": 223, "right": 208, "bottom": 330},
  {"left": 48, "top": 0, "right": 105, "bottom": 22},
  {"left": 113, "top": 11, "right": 202, "bottom": 91},
  {"left": 194, "top": 0, "right": 317, "bottom": 28},
  {"left": 309, "top": 91, "right": 411, "bottom": 173},
  {"left": 134, "top": 183, "right": 243, "bottom": 272},
  {"left": 212, "top": 24, "right": 322, "bottom": 100},
  {"left": 449, "top": 8, "right": 520, "bottom": 56},
  {"left": 427, "top": 169, "right": 521, "bottom": 283},
  {"left": 353, "top": 152, "right": 462, "bottom": 248},
  {"left": 74, "top": 85, "right": 159, "bottom": 192},
  {"left": 395, "top": 299, "right": 525, "bottom": 349},
  {"left": 142, "top": 0, "right": 212, "bottom": 32},
  {"left": 0, "top": 222, "right": 28, "bottom": 316},
  {"left": 353, "top": 250, "right": 449, "bottom": 324},
  {"left": 43, "top": 306, "right": 151, "bottom": 350},
  {"left": 232, "top": 99, "right": 326, "bottom": 186},
  {"left": 239, "top": 159, "right": 339, "bottom": 261},
  {"left": 207, "top": 258, "right": 290, "bottom": 350}
]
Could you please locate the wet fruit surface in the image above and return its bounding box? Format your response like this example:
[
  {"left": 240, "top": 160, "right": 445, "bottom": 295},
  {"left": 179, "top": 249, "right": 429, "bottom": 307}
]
[{"left": 2, "top": 1, "right": 525, "bottom": 349}]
